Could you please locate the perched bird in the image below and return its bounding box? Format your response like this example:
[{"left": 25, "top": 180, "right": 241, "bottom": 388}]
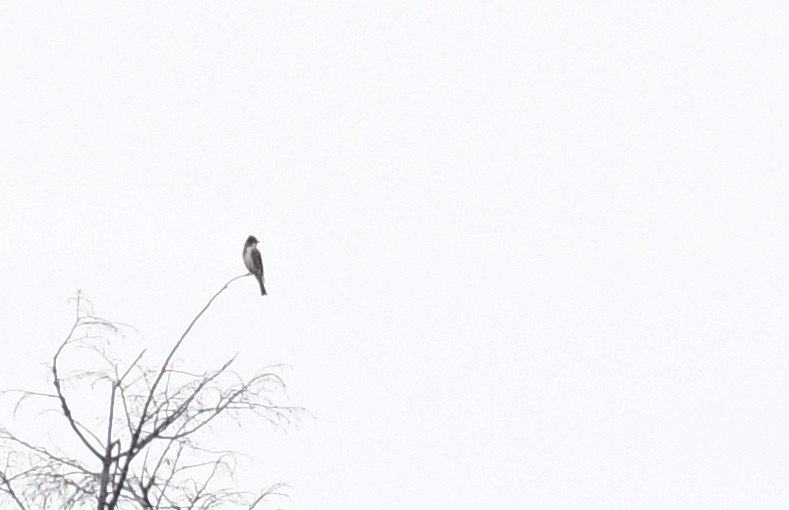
[{"left": 242, "top": 235, "right": 267, "bottom": 296}]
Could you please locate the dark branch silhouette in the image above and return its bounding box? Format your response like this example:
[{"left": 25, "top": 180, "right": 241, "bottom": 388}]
[{"left": 0, "top": 276, "right": 302, "bottom": 510}]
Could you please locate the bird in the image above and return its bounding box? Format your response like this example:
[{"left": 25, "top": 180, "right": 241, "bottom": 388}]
[{"left": 242, "top": 235, "right": 267, "bottom": 296}]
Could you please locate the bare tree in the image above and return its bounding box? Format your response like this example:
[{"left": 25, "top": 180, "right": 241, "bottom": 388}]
[{"left": 0, "top": 275, "right": 302, "bottom": 510}]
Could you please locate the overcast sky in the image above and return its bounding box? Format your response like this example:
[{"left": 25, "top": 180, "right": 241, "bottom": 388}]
[{"left": 2, "top": 1, "right": 789, "bottom": 509}]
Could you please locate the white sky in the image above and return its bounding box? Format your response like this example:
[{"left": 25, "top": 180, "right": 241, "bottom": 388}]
[{"left": 1, "top": 1, "right": 789, "bottom": 509}]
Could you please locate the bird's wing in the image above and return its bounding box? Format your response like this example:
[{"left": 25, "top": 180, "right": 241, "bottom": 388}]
[{"left": 252, "top": 249, "right": 264, "bottom": 279}]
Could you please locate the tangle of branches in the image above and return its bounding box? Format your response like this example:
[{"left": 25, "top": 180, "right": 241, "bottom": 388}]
[{"left": 0, "top": 275, "right": 303, "bottom": 510}]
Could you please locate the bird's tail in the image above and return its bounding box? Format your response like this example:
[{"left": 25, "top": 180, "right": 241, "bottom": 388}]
[{"left": 259, "top": 278, "right": 267, "bottom": 296}]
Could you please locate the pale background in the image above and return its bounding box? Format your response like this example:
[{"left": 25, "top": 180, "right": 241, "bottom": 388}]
[{"left": 2, "top": 2, "right": 789, "bottom": 509}]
